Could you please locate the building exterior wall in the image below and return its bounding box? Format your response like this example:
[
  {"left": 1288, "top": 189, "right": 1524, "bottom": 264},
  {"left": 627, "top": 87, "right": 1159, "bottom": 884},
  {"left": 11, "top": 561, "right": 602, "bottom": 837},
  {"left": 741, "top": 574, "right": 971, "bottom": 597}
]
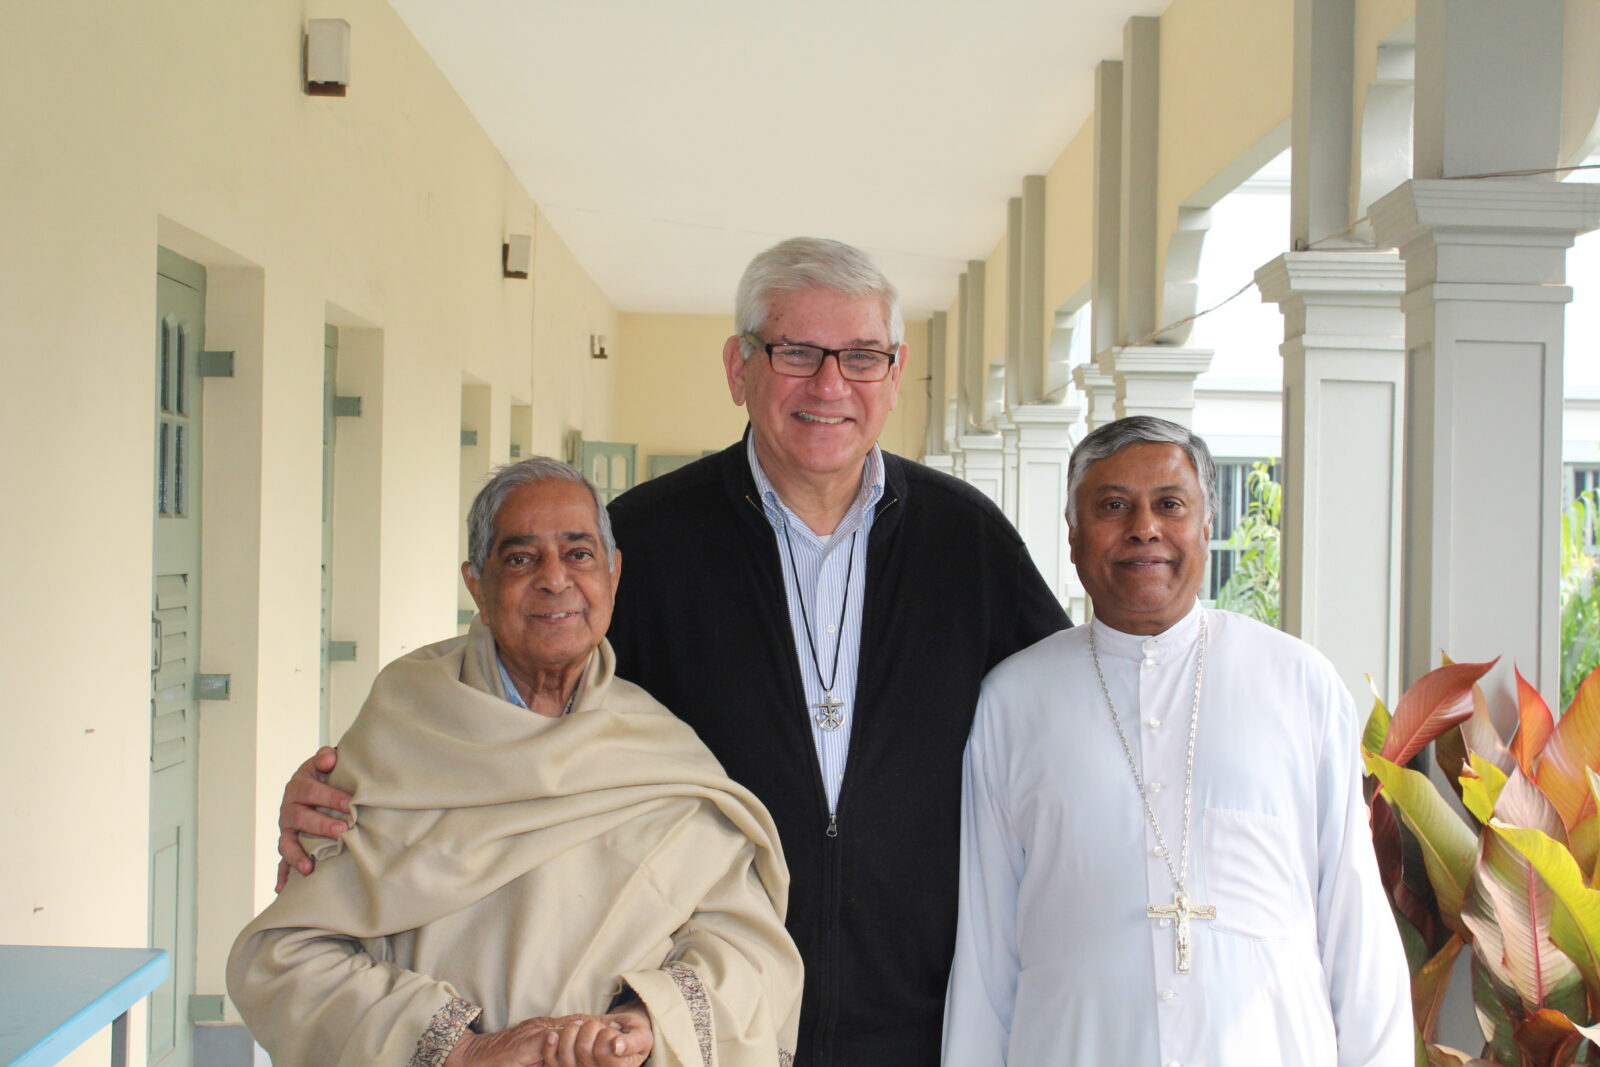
[{"left": 0, "top": 2, "right": 616, "bottom": 1061}]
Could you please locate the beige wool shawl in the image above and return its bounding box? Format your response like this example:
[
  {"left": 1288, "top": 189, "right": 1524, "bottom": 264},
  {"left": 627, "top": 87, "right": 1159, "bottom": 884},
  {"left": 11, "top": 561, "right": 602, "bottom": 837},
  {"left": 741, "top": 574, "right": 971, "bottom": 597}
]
[{"left": 228, "top": 623, "right": 802, "bottom": 1067}]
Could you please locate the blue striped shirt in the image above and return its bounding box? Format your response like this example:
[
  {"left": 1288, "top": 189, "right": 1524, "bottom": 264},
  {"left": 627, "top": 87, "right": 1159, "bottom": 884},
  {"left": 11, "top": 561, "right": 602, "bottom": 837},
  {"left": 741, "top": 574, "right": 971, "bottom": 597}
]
[{"left": 748, "top": 435, "right": 884, "bottom": 812}]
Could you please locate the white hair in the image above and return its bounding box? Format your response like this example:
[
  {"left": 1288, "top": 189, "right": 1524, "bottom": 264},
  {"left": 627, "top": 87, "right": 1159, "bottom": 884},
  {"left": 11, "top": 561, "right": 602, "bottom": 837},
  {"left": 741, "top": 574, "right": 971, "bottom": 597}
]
[
  {"left": 1065, "top": 416, "right": 1218, "bottom": 525},
  {"left": 735, "top": 237, "right": 904, "bottom": 356},
  {"left": 465, "top": 456, "right": 617, "bottom": 577}
]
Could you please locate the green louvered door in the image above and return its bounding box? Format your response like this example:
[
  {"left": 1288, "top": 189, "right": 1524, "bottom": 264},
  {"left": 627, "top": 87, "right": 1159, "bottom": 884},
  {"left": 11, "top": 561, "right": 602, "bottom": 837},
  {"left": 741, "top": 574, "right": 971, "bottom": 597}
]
[
  {"left": 150, "top": 247, "right": 202, "bottom": 1067},
  {"left": 573, "top": 437, "right": 637, "bottom": 504}
]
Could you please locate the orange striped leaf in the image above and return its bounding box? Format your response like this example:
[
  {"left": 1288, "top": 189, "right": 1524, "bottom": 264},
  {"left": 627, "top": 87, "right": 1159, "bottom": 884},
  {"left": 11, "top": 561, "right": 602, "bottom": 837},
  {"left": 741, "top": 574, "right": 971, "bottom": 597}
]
[{"left": 1381, "top": 659, "right": 1500, "bottom": 769}]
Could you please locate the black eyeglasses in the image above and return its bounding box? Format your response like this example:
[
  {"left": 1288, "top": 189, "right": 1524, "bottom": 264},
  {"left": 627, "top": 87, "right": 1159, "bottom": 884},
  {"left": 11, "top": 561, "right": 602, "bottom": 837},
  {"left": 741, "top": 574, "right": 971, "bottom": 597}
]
[{"left": 745, "top": 334, "right": 898, "bottom": 382}]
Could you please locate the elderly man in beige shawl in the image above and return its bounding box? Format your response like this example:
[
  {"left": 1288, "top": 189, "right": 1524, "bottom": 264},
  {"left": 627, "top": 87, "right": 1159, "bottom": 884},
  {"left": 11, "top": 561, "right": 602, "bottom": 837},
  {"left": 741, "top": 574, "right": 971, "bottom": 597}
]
[{"left": 228, "top": 457, "right": 803, "bottom": 1067}]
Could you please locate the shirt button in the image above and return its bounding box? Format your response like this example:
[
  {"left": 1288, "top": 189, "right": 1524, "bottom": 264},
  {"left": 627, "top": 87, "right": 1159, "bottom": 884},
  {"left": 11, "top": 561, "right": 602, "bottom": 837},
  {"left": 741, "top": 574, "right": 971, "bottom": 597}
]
[
  {"left": 1159, "top": 989, "right": 1175, "bottom": 1001},
  {"left": 1152, "top": 845, "right": 1168, "bottom": 857},
  {"left": 1142, "top": 638, "right": 1159, "bottom": 653},
  {"left": 1165, "top": 1060, "right": 1183, "bottom": 1067},
  {"left": 1159, "top": 918, "right": 1172, "bottom": 928},
  {"left": 825, "top": 624, "right": 837, "bottom": 634},
  {"left": 1148, "top": 781, "right": 1164, "bottom": 794},
  {"left": 1147, "top": 718, "right": 1162, "bottom": 729},
  {"left": 1142, "top": 658, "right": 1157, "bottom": 671}
]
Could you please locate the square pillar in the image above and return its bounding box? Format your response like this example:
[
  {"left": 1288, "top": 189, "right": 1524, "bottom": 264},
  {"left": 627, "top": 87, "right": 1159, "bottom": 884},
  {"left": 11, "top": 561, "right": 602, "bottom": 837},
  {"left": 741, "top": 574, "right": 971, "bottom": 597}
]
[
  {"left": 1372, "top": 179, "right": 1600, "bottom": 702},
  {"left": 1072, "top": 362, "right": 1119, "bottom": 431},
  {"left": 998, "top": 416, "right": 1020, "bottom": 523},
  {"left": 922, "top": 453, "right": 955, "bottom": 477},
  {"left": 1107, "top": 346, "right": 1213, "bottom": 427},
  {"left": 1013, "top": 402, "right": 1082, "bottom": 611},
  {"left": 958, "top": 433, "right": 1004, "bottom": 508},
  {"left": 1256, "top": 249, "right": 1406, "bottom": 701}
]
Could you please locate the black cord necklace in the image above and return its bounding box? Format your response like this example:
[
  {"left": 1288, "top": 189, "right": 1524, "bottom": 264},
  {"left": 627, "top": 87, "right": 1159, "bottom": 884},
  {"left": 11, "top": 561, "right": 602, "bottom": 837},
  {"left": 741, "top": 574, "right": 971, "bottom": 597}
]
[{"left": 780, "top": 522, "right": 858, "bottom": 731}]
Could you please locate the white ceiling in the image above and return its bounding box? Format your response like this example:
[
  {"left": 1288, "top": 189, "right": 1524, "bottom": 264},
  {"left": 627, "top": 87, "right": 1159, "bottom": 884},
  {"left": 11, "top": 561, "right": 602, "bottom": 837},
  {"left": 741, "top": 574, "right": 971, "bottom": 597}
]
[{"left": 388, "top": 0, "right": 1169, "bottom": 319}]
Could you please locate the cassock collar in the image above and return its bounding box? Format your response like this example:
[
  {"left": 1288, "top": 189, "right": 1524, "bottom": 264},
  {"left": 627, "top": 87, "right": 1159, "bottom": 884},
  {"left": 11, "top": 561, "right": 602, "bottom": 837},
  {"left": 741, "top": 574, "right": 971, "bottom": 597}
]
[{"left": 1089, "top": 599, "right": 1205, "bottom": 661}]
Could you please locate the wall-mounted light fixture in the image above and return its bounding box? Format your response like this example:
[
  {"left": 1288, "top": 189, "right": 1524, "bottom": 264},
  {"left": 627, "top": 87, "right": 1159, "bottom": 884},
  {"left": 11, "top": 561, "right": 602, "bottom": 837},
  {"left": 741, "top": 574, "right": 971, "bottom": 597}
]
[
  {"left": 590, "top": 334, "right": 609, "bottom": 359},
  {"left": 305, "top": 19, "right": 351, "bottom": 96},
  {"left": 503, "top": 233, "right": 532, "bottom": 278}
]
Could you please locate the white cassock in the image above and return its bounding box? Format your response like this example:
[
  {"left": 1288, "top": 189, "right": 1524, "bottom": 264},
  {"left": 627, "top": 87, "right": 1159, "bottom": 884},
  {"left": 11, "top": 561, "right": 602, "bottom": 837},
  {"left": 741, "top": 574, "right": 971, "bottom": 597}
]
[{"left": 942, "top": 602, "right": 1412, "bottom": 1066}]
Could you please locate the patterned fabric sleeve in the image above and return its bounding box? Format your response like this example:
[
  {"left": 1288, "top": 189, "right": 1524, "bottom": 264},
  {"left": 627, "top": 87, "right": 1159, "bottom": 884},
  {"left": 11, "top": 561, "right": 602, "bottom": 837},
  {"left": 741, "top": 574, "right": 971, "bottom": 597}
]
[
  {"left": 662, "top": 962, "right": 714, "bottom": 1067},
  {"left": 408, "top": 996, "right": 482, "bottom": 1067}
]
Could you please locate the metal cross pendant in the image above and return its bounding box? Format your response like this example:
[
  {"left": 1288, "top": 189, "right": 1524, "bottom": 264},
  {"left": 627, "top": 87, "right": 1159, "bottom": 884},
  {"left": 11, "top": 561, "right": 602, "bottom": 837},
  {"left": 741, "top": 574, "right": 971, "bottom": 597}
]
[
  {"left": 812, "top": 693, "right": 845, "bottom": 731},
  {"left": 1147, "top": 890, "right": 1217, "bottom": 974}
]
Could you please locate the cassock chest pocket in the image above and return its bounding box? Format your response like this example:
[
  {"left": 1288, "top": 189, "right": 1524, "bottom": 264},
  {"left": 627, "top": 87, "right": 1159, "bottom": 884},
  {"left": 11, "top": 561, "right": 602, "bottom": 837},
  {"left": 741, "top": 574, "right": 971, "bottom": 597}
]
[{"left": 1202, "top": 808, "right": 1302, "bottom": 941}]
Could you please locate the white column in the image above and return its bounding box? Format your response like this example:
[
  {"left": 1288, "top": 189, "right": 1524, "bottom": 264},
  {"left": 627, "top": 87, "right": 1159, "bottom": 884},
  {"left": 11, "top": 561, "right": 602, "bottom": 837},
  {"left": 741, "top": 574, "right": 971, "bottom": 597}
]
[
  {"left": 1072, "top": 363, "right": 1119, "bottom": 431},
  {"left": 1012, "top": 402, "right": 1082, "bottom": 611},
  {"left": 998, "top": 415, "right": 1020, "bottom": 523},
  {"left": 1372, "top": 180, "right": 1600, "bottom": 701},
  {"left": 1108, "top": 346, "right": 1212, "bottom": 427},
  {"left": 958, "top": 433, "right": 1005, "bottom": 507},
  {"left": 1256, "top": 250, "right": 1406, "bottom": 701},
  {"left": 924, "top": 311, "right": 948, "bottom": 459}
]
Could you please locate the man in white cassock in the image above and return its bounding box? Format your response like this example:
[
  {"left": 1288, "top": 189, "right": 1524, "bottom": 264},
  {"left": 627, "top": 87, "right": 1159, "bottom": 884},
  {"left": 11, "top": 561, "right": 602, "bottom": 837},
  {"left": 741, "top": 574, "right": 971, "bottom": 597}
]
[{"left": 942, "top": 416, "right": 1412, "bottom": 1066}]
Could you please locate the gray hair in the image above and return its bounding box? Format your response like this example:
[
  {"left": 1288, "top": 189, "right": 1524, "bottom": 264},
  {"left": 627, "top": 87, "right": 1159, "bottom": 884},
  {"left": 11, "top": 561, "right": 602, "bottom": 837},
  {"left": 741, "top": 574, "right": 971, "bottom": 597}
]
[
  {"left": 1065, "top": 416, "right": 1218, "bottom": 525},
  {"left": 465, "top": 456, "right": 617, "bottom": 577},
  {"left": 735, "top": 237, "right": 904, "bottom": 357}
]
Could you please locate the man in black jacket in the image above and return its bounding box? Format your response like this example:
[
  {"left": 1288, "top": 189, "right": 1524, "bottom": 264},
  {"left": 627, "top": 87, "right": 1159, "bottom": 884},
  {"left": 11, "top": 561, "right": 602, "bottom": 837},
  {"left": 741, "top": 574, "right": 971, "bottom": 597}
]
[{"left": 276, "top": 238, "right": 1070, "bottom": 1065}]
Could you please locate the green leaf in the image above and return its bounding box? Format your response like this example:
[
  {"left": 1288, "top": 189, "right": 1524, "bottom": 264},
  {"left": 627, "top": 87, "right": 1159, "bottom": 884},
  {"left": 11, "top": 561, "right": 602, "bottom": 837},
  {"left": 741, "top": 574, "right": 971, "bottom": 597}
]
[
  {"left": 1487, "top": 821, "right": 1600, "bottom": 1003},
  {"left": 1413, "top": 935, "right": 1464, "bottom": 1045},
  {"left": 1462, "top": 756, "right": 1510, "bottom": 825},
  {"left": 1368, "top": 753, "right": 1478, "bottom": 935},
  {"left": 1461, "top": 827, "right": 1576, "bottom": 1014},
  {"left": 1382, "top": 659, "right": 1501, "bottom": 769},
  {"left": 1366, "top": 677, "right": 1393, "bottom": 756},
  {"left": 1471, "top": 951, "right": 1523, "bottom": 1065}
]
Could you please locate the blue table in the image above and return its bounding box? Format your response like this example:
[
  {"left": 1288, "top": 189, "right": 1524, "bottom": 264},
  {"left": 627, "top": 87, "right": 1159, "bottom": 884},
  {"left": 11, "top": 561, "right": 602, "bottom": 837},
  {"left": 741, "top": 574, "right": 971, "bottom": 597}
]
[{"left": 0, "top": 946, "right": 169, "bottom": 1067}]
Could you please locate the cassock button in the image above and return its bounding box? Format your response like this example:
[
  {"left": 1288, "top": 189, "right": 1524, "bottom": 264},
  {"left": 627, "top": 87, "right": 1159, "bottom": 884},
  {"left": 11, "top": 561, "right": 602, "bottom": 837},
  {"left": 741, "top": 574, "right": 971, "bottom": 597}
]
[
  {"left": 1152, "top": 846, "right": 1167, "bottom": 857},
  {"left": 1159, "top": 989, "right": 1175, "bottom": 1001},
  {"left": 1142, "top": 638, "right": 1159, "bottom": 653},
  {"left": 1142, "top": 658, "right": 1157, "bottom": 671},
  {"left": 1159, "top": 918, "right": 1172, "bottom": 928},
  {"left": 1147, "top": 718, "right": 1163, "bottom": 729},
  {"left": 1149, "top": 781, "right": 1164, "bottom": 794},
  {"left": 1165, "top": 1061, "right": 1183, "bottom": 1067}
]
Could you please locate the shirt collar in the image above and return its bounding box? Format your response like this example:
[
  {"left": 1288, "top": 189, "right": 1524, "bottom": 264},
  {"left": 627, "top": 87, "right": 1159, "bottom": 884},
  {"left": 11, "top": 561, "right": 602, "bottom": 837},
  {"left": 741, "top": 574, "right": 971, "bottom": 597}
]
[
  {"left": 496, "top": 652, "right": 530, "bottom": 710},
  {"left": 745, "top": 433, "right": 885, "bottom": 535},
  {"left": 1089, "top": 599, "right": 1205, "bottom": 661}
]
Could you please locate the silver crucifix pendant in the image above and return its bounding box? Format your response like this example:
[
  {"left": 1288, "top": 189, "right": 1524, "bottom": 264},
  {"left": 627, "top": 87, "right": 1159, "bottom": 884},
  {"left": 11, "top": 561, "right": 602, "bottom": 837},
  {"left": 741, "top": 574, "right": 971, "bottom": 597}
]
[
  {"left": 812, "top": 693, "right": 845, "bottom": 731},
  {"left": 1147, "top": 890, "right": 1217, "bottom": 973}
]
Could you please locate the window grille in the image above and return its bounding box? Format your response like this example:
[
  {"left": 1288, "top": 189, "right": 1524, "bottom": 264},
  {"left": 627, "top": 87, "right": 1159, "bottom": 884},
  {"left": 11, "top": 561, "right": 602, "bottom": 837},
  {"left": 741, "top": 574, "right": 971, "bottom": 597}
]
[{"left": 1205, "top": 458, "right": 1275, "bottom": 601}]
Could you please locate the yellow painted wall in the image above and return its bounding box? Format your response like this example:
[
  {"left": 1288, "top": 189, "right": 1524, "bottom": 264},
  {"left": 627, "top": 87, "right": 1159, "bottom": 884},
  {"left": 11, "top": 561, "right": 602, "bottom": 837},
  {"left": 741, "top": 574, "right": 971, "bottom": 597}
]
[
  {"left": 612, "top": 313, "right": 932, "bottom": 467},
  {"left": 614, "top": 312, "right": 745, "bottom": 464},
  {"left": 984, "top": 237, "right": 1009, "bottom": 378},
  {"left": 1156, "top": 0, "right": 1293, "bottom": 317},
  {"left": 1043, "top": 120, "right": 1096, "bottom": 330},
  {"left": 0, "top": 2, "right": 615, "bottom": 1062}
]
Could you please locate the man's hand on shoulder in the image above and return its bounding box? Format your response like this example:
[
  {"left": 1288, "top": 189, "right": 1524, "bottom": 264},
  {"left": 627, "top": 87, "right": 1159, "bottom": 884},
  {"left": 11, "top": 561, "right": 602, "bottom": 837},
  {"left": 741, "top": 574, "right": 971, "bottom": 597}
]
[{"left": 273, "top": 745, "right": 353, "bottom": 892}]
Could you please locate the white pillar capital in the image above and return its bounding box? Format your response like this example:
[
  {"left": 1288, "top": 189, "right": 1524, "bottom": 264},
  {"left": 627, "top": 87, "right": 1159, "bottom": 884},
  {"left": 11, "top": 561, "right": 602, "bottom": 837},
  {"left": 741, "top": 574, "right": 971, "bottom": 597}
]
[
  {"left": 1371, "top": 179, "right": 1600, "bottom": 289},
  {"left": 1107, "top": 345, "right": 1213, "bottom": 427},
  {"left": 1072, "top": 362, "right": 1119, "bottom": 431},
  {"left": 957, "top": 432, "right": 1005, "bottom": 508},
  {"left": 1009, "top": 400, "right": 1084, "bottom": 619}
]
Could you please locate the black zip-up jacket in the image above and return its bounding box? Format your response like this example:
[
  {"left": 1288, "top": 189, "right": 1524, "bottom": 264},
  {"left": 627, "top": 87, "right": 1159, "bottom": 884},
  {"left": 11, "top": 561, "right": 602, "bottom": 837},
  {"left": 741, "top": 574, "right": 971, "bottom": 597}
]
[{"left": 606, "top": 437, "right": 1071, "bottom": 1066}]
